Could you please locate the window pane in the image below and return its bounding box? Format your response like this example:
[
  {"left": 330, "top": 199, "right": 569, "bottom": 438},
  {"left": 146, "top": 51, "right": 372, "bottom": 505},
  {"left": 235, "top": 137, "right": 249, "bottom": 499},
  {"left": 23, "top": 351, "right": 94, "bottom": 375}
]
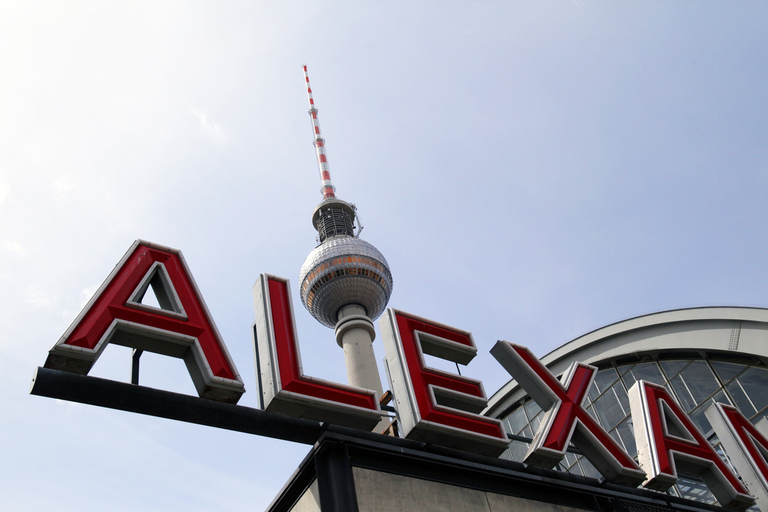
[
  {"left": 736, "top": 366, "right": 768, "bottom": 413},
  {"left": 623, "top": 362, "right": 666, "bottom": 391},
  {"left": 688, "top": 404, "right": 712, "bottom": 435},
  {"left": 709, "top": 389, "right": 732, "bottom": 407},
  {"left": 508, "top": 439, "right": 528, "bottom": 462},
  {"left": 505, "top": 407, "right": 528, "bottom": 435},
  {"left": 566, "top": 459, "right": 585, "bottom": 477},
  {"left": 727, "top": 380, "right": 758, "bottom": 418},
  {"left": 524, "top": 399, "right": 542, "bottom": 420},
  {"left": 615, "top": 381, "right": 630, "bottom": 412},
  {"left": 594, "top": 388, "right": 628, "bottom": 430},
  {"left": 712, "top": 361, "right": 746, "bottom": 383},
  {"left": 521, "top": 425, "right": 534, "bottom": 440},
  {"left": 690, "top": 389, "right": 732, "bottom": 442},
  {"left": 608, "top": 424, "right": 624, "bottom": 451},
  {"left": 678, "top": 361, "right": 720, "bottom": 406},
  {"left": 670, "top": 374, "right": 696, "bottom": 412},
  {"left": 588, "top": 382, "right": 600, "bottom": 402},
  {"left": 753, "top": 408, "right": 768, "bottom": 425},
  {"left": 661, "top": 360, "right": 690, "bottom": 379},
  {"left": 578, "top": 456, "right": 602, "bottom": 480},
  {"left": 615, "top": 417, "right": 637, "bottom": 457},
  {"left": 589, "top": 368, "right": 620, "bottom": 401},
  {"left": 630, "top": 362, "right": 666, "bottom": 385},
  {"left": 622, "top": 368, "right": 637, "bottom": 390},
  {"left": 675, "top": 475, "right": 717, "bottom": 504},
  {"left": 530, "top": 412, "right": 542, "bottom": 435}
]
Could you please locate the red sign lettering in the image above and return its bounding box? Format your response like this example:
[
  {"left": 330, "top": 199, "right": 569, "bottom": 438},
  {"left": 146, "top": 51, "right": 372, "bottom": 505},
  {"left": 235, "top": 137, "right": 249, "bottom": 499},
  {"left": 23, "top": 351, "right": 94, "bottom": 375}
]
[
  {"left": 252, "top": 274, "right": 382, "bottom": 430},
  {"left": 707, "top": 402, "right": 768, "bottom": 507},
  {"left": 629, "top": 381, "right": 754, "bottom": 510},
  {"left": 491, "top": 342, "right": 645, "bottom": 486},
  {"left": 45, "top": 240, "right": 245, "bottom": 403},
  {"left": 381, "top": 309, "right": 508, "bottom": 457}
]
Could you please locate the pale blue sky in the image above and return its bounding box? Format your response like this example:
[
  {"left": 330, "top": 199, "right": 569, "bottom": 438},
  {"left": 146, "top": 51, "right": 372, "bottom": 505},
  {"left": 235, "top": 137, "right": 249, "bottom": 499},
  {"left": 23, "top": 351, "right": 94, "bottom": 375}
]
[{"left": 2, "top": 1, "right": 767, "bottom": 510}]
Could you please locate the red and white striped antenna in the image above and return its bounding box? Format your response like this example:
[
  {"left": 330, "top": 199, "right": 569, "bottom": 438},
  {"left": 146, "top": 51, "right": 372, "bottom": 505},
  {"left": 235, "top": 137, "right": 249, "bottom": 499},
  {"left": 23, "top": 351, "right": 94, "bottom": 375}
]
[{"left": 303, "top": 65, "right": 336, "bottom": 200}]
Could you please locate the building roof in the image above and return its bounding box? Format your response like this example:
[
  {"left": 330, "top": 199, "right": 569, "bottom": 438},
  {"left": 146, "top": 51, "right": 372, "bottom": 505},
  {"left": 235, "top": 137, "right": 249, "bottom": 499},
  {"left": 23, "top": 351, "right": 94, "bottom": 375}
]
[{"left": 485, "top": 306, "right": 768, "bottom": 418}]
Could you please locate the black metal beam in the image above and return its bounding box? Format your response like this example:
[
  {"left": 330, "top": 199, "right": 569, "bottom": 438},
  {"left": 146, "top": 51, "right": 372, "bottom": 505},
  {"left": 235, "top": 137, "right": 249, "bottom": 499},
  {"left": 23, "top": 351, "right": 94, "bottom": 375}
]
[
  {"left": 27, "top": 367, "right": 601, "bottom": 476},
  {"left": 131, "top": 348, "right": 143, "bottom": 385},
  {"left": 30, "top": 366, "right": 324, "bottom": 445},
  {"left": 29, "top": 366, "right": 429, "bottom": 455},
  {"left": 29, "top": 367, "right": 732, "bottom": 512},
  {"left": 315, "top": 441, "right": 359, "bottom": 512}
]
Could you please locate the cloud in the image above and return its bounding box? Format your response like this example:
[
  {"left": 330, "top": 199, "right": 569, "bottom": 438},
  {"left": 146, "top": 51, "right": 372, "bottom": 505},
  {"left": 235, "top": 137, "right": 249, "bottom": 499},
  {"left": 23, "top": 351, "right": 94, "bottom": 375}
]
[
  {"left": 23, "top": 284, "right": 56, "bottom": 309},
  {"left": 0, "top": 180, "right": 8, "bottom": 205},
  {"left": 58, "top": 284, "right": 99, "bottom": 320},
  {"left": 79, "top": 284, "right": 99, "bottom": 309},
  {"left": 54, "top": 174, "right": 75, "bottom": 197},
  {"left": 191, "top": 108, "right": 229, "bottom": 145},
  {"left": 3, "top": 240, "right": 26, "bottom": 255}
]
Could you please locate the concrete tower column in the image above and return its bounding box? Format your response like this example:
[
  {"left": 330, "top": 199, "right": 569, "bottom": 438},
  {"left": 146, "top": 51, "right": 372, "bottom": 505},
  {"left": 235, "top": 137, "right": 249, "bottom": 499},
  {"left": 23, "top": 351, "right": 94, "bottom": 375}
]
[
  {"left": 335, "top": 305, "right": 390, "bottom": 432},
  {"left": 335, "top": 305, "right": 384, "bottom": 395}
]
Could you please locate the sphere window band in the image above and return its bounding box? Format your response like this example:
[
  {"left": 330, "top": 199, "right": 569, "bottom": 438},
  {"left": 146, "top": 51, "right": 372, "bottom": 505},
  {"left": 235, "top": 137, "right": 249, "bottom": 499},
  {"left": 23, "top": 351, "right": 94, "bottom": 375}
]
[
  {"left": 497, "top": 355, "right": 768, "bottom": 506},
  {"left": 300, "top": 257, "right": 387, "bottom": 295},
  {"left": 304, "top": 266, "right": 389, "bottom": 308}
]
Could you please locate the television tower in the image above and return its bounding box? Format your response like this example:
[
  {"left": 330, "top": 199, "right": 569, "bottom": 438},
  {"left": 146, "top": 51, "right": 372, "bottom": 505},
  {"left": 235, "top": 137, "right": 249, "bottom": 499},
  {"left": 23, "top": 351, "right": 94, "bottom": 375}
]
[{"left": 298, "top": 65, "right": 393, "bottom": 408}]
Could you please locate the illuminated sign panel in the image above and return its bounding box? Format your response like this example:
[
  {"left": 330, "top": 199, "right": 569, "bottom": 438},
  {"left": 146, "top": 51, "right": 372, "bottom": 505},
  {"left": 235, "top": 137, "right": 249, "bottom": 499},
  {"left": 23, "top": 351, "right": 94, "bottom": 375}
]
[
  {"left": 628, "top": 380, "right": 754, "bottom": 509},
  {"left": 491, "top": 341, "right": 645, "bottom": 486},
  {"left": 44, "top": 240, "right": 244, "bottom": 403},
  {"left": 706, "top": 402, "right": 768, "bottom": 507},
  {"left": 381, "top": 309, "right": 509, "bottom": 457},
  {"left": 252, "top": 274, "right": 382, "bottom": 430}
]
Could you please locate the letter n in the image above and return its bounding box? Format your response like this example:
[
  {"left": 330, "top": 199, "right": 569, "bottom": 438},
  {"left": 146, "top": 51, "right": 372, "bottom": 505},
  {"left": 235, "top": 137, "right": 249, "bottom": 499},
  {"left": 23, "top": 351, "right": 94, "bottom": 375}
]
[{"left": 706, "top": 402, "right": 768, "bottom": 507}]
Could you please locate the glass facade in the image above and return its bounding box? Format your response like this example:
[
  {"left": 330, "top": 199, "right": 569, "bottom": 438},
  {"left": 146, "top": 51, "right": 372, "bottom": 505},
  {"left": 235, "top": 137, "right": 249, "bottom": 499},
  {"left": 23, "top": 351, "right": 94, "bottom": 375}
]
[{"left": 496, "top": 354, "right": 768, "bottom": 505}]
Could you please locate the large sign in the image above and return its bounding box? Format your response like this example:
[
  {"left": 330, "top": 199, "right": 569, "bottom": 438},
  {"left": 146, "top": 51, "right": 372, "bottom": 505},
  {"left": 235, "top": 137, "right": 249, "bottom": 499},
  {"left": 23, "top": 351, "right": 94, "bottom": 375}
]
[{"left": 42, "top": 242, "right": 768, "bottom": 511}]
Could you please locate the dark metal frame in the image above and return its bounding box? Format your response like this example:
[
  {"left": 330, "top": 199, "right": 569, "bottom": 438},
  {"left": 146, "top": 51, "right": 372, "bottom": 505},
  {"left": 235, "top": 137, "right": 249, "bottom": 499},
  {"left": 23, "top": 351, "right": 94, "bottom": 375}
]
[{"left": 30, "top": 367, "right": 736, "bottom": 512}]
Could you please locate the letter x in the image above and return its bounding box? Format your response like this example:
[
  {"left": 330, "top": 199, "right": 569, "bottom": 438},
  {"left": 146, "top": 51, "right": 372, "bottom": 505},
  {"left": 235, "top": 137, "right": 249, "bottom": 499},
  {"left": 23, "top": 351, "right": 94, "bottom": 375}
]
[{"left": 491, "top": 341, "right": 645, "bottom": 486}]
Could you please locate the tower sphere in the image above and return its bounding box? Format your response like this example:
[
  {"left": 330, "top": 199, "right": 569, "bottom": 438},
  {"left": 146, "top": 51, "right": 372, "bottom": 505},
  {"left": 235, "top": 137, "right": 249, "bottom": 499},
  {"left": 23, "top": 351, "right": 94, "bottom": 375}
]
[{"left": 299, "top": 235, "right": 393, "bottom": 328}]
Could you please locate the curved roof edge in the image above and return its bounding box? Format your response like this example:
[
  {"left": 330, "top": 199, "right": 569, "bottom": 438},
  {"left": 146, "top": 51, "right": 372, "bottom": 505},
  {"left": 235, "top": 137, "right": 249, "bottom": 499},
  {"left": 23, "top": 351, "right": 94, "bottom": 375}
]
[{"left": 485, "top": 306, "right": 768, "bottom": 417}]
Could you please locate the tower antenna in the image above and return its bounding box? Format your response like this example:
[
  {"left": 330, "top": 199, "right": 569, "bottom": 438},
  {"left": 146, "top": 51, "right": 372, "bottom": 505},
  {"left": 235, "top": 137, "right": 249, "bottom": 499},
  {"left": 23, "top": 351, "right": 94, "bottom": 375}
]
[{"left": 303, "top": 65, "right": 336, "bottom": 200}]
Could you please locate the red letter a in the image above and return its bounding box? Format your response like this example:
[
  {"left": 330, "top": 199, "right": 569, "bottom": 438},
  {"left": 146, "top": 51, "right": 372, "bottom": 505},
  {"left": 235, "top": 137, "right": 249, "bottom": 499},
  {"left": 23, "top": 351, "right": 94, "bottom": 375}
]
[
  {"left": 629, "top": 381, "right": 753, "bottom": 510},
  {"left": 45, "top": 240, "right": 245, "bottom": 404}
]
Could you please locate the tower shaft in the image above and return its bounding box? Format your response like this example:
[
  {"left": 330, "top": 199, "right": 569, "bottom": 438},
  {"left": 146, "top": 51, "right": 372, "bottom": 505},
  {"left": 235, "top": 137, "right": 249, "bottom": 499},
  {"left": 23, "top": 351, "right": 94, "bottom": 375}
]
[{"left": 336, "top": 305, "right": 384, "bottom": 396}]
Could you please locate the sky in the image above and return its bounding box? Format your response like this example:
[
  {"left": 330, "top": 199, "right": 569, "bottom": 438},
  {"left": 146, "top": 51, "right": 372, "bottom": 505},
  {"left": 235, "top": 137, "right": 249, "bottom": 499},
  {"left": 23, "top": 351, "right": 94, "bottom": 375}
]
[{"left": 2, "top": 1, "right": 768, "bottom": 510}]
